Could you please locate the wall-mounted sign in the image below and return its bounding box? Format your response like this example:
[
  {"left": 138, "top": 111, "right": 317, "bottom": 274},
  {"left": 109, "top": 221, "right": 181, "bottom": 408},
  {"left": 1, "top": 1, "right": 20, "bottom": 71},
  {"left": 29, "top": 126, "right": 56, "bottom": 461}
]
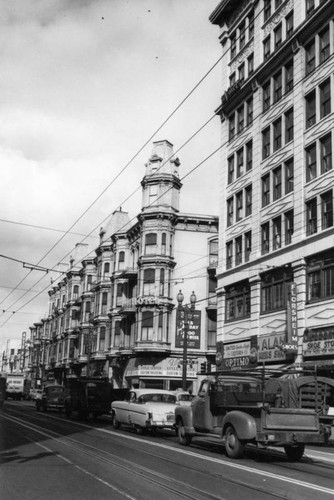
[
  {"left": 282, "top": 282, "right": 298, "bottom": 352},
  {"left": 136, "top": 296, "right": 161, "bottom": 306},
  {"left": 125, "top": 357, "right": 198, "bottom": 378},
  {"left": 303, "top": 326, "right": 334, "bottom": 357},
  {"left": 219, "top": 336, "right": 258, "bottom": 370},
  {"left": 257, "top": 333, "right": 286, "bottom": 363},
  {"left": 175, "top": 309, "right": 201, "bottom": 349}
]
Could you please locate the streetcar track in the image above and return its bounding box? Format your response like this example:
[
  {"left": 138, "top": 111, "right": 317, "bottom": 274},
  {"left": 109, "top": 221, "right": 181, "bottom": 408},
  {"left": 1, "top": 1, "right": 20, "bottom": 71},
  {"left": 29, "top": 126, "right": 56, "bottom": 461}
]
[{"left": 2, "top": 406, "right": 334, "bottom": 499}]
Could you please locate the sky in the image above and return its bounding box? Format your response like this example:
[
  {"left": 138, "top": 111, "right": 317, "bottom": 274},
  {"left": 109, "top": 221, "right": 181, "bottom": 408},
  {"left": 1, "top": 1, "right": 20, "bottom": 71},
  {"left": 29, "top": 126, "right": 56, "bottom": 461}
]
[{"left": 0, "top": 0, "right": 222, "bottom": 352}]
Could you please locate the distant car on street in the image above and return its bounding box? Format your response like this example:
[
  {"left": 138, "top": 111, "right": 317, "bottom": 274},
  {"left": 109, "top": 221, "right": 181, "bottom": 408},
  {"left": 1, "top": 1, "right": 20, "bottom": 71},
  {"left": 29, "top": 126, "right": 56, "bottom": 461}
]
[
  {"left": 174, "top": 391, "right": 195, "bottom": 406},
  {"left": 111, "top": 389, "right": 177, "bottom": 434},
  {"left": 36, "top": 385, "right": 67, "bottom": 412}
]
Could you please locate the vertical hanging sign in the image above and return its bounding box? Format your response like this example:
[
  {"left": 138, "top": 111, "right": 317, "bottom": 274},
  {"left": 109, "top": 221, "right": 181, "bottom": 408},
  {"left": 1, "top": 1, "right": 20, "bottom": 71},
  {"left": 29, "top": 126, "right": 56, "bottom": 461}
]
[{"left": 282, "top": 282, "right": 298, "bottom": 352}]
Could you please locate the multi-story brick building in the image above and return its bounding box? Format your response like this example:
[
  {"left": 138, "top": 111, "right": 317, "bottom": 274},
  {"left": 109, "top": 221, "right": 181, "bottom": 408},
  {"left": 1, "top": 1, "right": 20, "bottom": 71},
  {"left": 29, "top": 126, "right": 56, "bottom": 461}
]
[
  {"left": 210, "top": 0, "right": 334, "bottom": 374},
  {"left": 29, "top": 140, "right": 218, "bottom": 393}
]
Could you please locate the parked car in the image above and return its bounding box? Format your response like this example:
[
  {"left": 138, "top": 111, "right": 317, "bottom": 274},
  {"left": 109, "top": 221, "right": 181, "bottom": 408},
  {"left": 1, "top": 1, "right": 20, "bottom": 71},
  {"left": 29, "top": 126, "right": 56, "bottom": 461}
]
[
  {"left": 174, "top": 391, "right": 195, "bottom": 406},
  {"left": 111, "top": 389, "right": 177, "bottom": 434},
  {"left": 36, "top": 385, "right": 67, "bottom": 412}
]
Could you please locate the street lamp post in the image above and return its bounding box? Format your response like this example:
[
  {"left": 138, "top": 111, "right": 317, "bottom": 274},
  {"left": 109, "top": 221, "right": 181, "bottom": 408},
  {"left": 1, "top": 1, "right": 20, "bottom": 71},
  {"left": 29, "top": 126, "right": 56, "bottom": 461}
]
[{"left": 177, "top": 290, "right": 197, "bottom": 392}]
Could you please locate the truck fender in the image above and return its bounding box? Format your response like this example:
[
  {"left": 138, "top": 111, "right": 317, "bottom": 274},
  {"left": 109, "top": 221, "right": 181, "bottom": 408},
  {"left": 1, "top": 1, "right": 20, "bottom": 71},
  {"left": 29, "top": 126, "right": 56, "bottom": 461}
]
[
  {"left": 223, "top": 411, "right": 257, "bottom": 441},
  {"left": 175, "top": 405, "right": 194, "bottom": 432}
]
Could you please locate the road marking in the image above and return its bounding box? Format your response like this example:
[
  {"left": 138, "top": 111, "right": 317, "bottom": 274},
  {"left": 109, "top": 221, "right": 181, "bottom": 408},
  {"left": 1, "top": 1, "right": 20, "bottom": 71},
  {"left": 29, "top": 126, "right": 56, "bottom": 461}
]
[{"left": 2, "top": 412, "right": 334, "bottom": 496}]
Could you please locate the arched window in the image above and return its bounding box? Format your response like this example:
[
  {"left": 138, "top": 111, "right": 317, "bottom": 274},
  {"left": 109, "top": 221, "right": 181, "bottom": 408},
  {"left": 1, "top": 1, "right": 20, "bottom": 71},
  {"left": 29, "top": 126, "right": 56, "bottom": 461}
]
[
  {"left": 141, "top": 311, "right": 153, "bottom": 341},
  {"left": 145, "top": 233, "right": 157, "bottom": 255}
]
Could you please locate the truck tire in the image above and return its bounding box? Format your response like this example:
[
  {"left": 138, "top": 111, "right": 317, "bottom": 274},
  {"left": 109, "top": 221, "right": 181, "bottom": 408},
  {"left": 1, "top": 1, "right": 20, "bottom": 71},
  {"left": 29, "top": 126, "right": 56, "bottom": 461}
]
[
  {"left": 284, "top": 444, "right": 305, "bottom": 461},
  {"left": 112, "top": 411, "right": 120, "bottom": 429},
  {"left": 225, "top": 425, "right": 245, "bottom": 459},
  {"left": 177, "top": 419, "right": 192, "bottom": 446}
]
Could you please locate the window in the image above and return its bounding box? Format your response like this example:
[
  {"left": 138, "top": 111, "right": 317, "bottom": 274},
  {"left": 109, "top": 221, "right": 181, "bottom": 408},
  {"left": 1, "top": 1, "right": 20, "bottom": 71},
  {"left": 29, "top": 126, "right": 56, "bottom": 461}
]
[
  {"left": 158, "top": 311, "right": 163, "bottom": 341},
  {"left": 306, "top": 0, "right": 315, "bottom": 16},
  {"left": 285, "top": 209, "right": 294, "bottom": 244},
  {"left": 285, "top": 108, "right": 294, "bottom": 142},
  {"left": 264, "top": 0, "right": 271, "bottom": 21},
  {"left": 209, "top": 239, "right": 218, "bottom": 266},
  {"left": 148, "top": 184, "right": 158, "bottom": 205},
  {"left": 245, "top": 231, "right": 252, "bottom": 262},
  {"left": 285, "top": 158, "right": 294, "bottom": 193},
  {"left": 273, "top": 71, "right": 282, "bottom": 102},
  {"left": 248, "top": 12, "right": 254, "bottom": 38},
  {"left": 307, "top": 251, "right": 334, "bottom": 302},
  {"left": 236, "top": 148, "right": 244, "bottom": 177},
  {"left": 228, "top": 155, "right": 234, "bottom": 184},
  {"left": 273, "top": 118, "right": 282, "bottom": 151},
  {"left": 285, "top": 60, "right": 293, "bottom": 92},
  {"left": 306, "top": 143, "right": 317, "bottom": 181},
  {"left": 145, "top": 233, "right": 157, "bottom": 255},
  {"left": 238, "top": 63, "right": 245, "bottom": 83},
  {"left": 320, "top": 78, "right": 331, "bottom": 119},
  {"left": 235, "top": 236, "right": 243, "bottom": 266},
  {"left": 225, "top": 281, "right": 250, "bottom": 321},
  {"left": 320, "top": 134, "right": 332, "bottom": 174},
  {"left": 237, "top": 105, "right": 244, "bottom": 133},
  {"left": 321, "top": 190, "right": 333, "bottom": 229},
  {"left": 275, "top": 0, "right": 283, "bottom": 8},
  {"left": 73, "top": 285, "right": 79, "bottom": 298},
  {"left": 262, "top": 174, "right": 270, "bottom": 206},
  {"left": 306, "top": 90, "right": 316, "bottom": 128},
  {"left": 159, "top": 268, "right": 165, "bottom": 296},
  {"left": 248, "top": 53, "right": 254, "bottom": 75},
  {"left": 261, "top": 268, "right": 293, "bottom": 312},
  {"left": 245, "top": 185, "right": 252, "bottom": 216},
  {"left": 103, "top": 262, "right": 110, "bottom": 276},
  {"left": 161, "top": 233, "right": 167, "bottom": 255},
  {"left": 229, "top": 113, "right": 235, "bottom": 140},
  {"left": 262, "top": 127, "right": 271, "bottom": 159},
  {"left": 236, "top": 191, "right": 243, "bottom": 221},
  {"left": 227, "top": 198, "right": 234, "bottom": 226},
  {"left": 246, "top": 141, "right": 253, "bottom": 171},
  {"left": 319, "top": 26, "right": 330, "bottom": 64},
  {"left": 101, "top": 292, "right": 108, "bottom": 315},
  {"left": 274, "top": 23, "right": 282, "bottom": 49},
  {"left": 226, "top": 241, "right": 233, "bottom": 270},
  {"left": 239, "top": 21, "right": 246, "bottom": 49},
  {"left": 273, "top": 216, "right": 282, "bottom": 250},
  {"left": 273, "top": 165, "right": 282, "bottom": 200},
  {"left": 306, "top": 198, "right": 317, "bottom": 235},
  {"left": 263, "top": 81, "right": 271, "bottom": 111},
  {"left": 118, "top": 251, "right": 125, "bottom": 270},
  {"left": 305, "top": 39, "right": 315, "bottom": 75},
  {"left": 99, "top": 327, "right": 106, "bottom": 351},
  {"left": 116, "top": 283, "right": 123, "bottom": 306},
  {"left": 143, "top": 268, "right": 155, "bottom": 295},
  {"left": 286, "top": 10, "right": 294, "bottom": 38},
  {"left": 246, "top": 97, "right": 253, "bottom": 125},
  {"left": 230, "top": 32, "right": 237, "bottom": 59},
  {"left": 264, "top": 36, "right": 271, "bottom": 60},
  {"left": 141, "top": 311, "right": 153, "bottom": 341},
  {"left": 230, "top": 73, "right": 236, "bottom": 86},
  {"left": 261, "top": 222, "right": 270, "bottom": 254},
  {"left": 114, "top": 321, "right": 121, "bottom": 347}
]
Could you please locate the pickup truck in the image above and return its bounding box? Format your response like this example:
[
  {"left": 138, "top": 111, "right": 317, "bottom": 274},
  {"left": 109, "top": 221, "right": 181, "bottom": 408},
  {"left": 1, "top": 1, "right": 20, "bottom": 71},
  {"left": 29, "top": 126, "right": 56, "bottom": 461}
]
[{"left": 175, "top": 371, "right": 334, "bottom": 461}]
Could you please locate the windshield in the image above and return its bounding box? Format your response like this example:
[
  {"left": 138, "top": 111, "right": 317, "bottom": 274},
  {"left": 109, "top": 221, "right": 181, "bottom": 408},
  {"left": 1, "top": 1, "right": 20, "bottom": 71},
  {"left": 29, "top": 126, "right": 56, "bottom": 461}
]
[{"left": 138, "top": 394, "right": 176, "bottom": 404}]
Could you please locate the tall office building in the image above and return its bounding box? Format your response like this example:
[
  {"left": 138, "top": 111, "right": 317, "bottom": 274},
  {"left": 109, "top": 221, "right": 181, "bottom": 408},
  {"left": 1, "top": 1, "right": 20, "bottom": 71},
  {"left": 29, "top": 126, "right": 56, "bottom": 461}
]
[{"left": 210, "top": 0, "right": 334, "bottom": 373}]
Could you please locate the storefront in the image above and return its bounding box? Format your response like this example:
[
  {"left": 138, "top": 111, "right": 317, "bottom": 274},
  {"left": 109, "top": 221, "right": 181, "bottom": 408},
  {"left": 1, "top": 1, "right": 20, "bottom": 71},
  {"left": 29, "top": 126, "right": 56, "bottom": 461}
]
[{"left": 123, "top": 356, "right": 202, "bottom": 392}]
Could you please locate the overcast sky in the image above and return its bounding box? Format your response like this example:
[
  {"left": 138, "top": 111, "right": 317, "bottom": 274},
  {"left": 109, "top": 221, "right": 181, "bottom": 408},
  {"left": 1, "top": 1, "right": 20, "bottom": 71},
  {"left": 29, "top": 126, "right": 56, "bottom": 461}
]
[{"left": 0, "top": 0, "right": 222, "bottom": 351}]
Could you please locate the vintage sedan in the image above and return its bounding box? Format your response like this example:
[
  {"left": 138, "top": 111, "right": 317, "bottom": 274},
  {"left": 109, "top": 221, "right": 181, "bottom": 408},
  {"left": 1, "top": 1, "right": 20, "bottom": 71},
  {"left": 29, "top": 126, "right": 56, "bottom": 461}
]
[{"left": 111, "top": 389, "right": 177, "bottom": 434}]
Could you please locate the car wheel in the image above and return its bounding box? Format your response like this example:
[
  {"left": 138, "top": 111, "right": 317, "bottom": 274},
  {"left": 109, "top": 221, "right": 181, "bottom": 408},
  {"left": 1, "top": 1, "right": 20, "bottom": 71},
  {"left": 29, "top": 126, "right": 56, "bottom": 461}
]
[
  {"left": 177, "top": 419, "right": 192, "bottom": 446},
  {"left": 225, "top": 425, "right": 244, "bottom": 459},
  {"left": 284, "top": 444, "right": 305, "bottom": 461},
  {"left": 136, "top": 425, "right": 146, "bottom": 435},
  {"left": 112, "top": 411, "right": 120, "bottom": 429}
]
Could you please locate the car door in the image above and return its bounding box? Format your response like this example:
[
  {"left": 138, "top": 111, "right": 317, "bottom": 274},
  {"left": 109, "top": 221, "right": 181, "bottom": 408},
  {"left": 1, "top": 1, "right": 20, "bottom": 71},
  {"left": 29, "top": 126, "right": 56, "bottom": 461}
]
[
  {"left": 127, "top": 391, "right": 144, "bottom": 426},
  {"left": 192, "top": 380, "right": 214, "bottom": 431}
]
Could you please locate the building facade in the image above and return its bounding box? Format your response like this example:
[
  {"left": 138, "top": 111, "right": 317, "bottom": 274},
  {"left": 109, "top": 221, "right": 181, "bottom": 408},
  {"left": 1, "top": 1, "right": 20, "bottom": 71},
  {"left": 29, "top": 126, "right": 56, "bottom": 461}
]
[
  {"left": 28, "top": 140, "right": 218, "bottom": 393},
  {"left": 210, "top": 0, "right": 334, "bottom": 374}
]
